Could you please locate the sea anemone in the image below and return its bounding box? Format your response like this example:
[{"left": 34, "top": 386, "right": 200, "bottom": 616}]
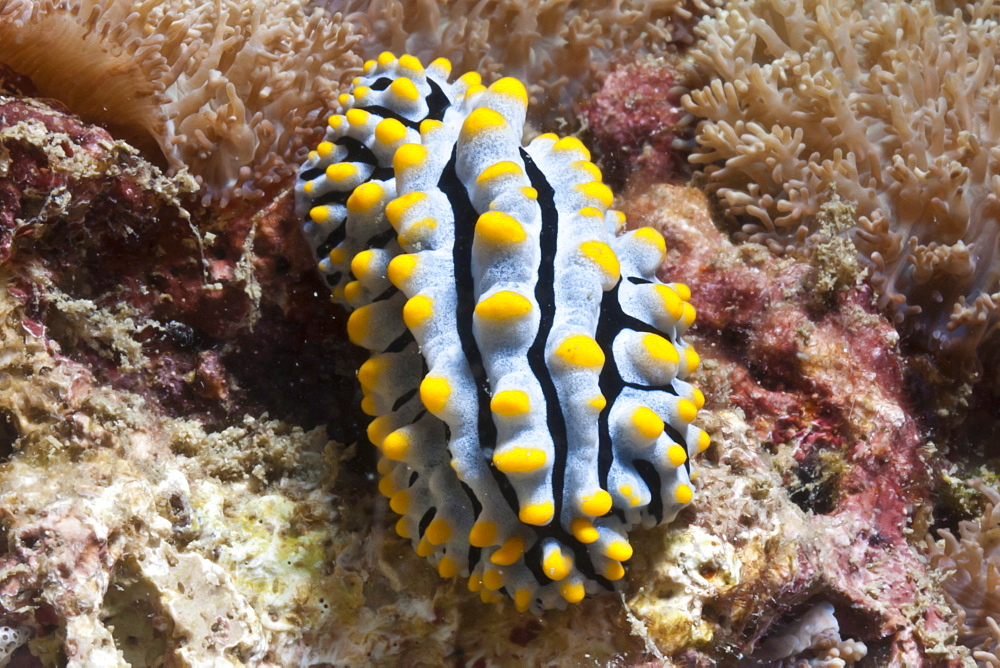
[
  {"left": 926, "top": 481, "right": 1000, "bottom": 655},
  {"left": 330, "top": 0, "right": 721, "bottom": 125},
  {"left": 0, "top": 0, "right": 362, "bottom": 204},
  {"left": 682, "top": 0, "right": 1000, "bottom": 371}
]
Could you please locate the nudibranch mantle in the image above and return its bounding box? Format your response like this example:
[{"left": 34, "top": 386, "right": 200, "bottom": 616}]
[{"left": 296, "top": 53, "right": 708, "bottom": 613}]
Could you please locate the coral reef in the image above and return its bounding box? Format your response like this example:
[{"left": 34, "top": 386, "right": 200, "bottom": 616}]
[
  {"left": 331, "top": 0, "right": 722, "bottom": 125},
  {"left": 927, "top": 481, "right": 1000, "bottom": 656},
  {"left": 1, "top": 3, "right": 998, "bottom": 665},
  {"left": 682, "top": 0, "right": 1000, "bottom": 372},
  {"left": 0, "top": 0, "right": 363, "bottom": 204}
]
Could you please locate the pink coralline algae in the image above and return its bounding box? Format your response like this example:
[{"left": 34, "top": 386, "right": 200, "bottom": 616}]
[{"left": 580, "top": 57, "right": 691, "bottom": 187}]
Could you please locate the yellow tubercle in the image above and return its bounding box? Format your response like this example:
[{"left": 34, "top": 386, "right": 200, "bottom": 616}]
[
  {"left": 677, "top": 398, "right": 698, "bottom": 423},
  {"left": 476, "top": 160, "right": 523, "bottom": 187},
  {"left": 389, "top": 76, "right": 420, "bottom": 103},
  {"left": 475, "top": 290, "right": 532, "bottom": 320},
  {"left": 606, "top": 541, "right": 633, "bottom": 562},
  {"left": 425, "top": 518, "right": 452, "bottom": 545},
  {"left": 376, "top": 51, "right": 396, "bottom": 67},
  {"left": 519, "top": 502, "right": 554, "bottom": 526},
  {"left": 469, "top": 521, "right": 497, "bottom": 548},
  {"left": 488, "top": 77, "right": 529, "bottom": 105},
  {"left": 684, "top": 347, "right": 702, "bottom": 373},
  {"left": 673, "top": 282, "right": 692, "bottom": 301},
  {"left": 437, "top": 556, "right": 458, "bottom": 578},
  {"left": 346, "top": 108, "right": 370, "bottom": 126},
  {"left": 393, "top": 143, "right": 428, "bottom": 172},
  {"left": 357, "top": 355, "right": 388, "bottom": 390},
  {"left": 514, "top": 588, "right": 532, "bottom": 613},
  {"left": 397, "top": 53, "right": 424, "bottom": 74},
  {"left": 693, "top": 387, "right": 706, "bottom": 409},
  {"left": 461, "top": 107, "right": 508, "bottom": 141},
  {"left": 402, "top": 295, "right": 434, "bottom": 329},
  {"left": 579, "top": 240, "right": 620, "bottom": 283},
  {"left": 552, "top": 136, "right": 591, "bottom": 160},
  {"left": 570, "top": 518, "right": 599, "bottom": 544},
  {"left": 698, "top": 430, "right": 711, "bottom": 452},
  {"left": 573, "top": 160, "right": 602, "bottom": 182},
  {"left": 350, "top": 250, "right": 375, "bottom": 280},
  {"left": 389, "top": 489, "right": 409, "bottom": 514},
  {"left": 482, "top": 569, "right": 505, "bottom": 591},
  {"left": 604, "top": 561, "right": 625, "bottom": 581},
  {"left": 316, "top": 141, "right": 335, "bottom": 158},
  {"left": 375, "top": 118, "right": 408, "bottom": 145},
  {"left": 387, "top": 254, "right": 418, "bottom": 288},
  {"left": 419, "top": 376, "right": 451, "bottom": 414},
  {"left": 654, "top": 284, "right": 685, "bottom": 322},
  {"left": 631, "top": 406, "right": 665, "bottom": 440},
  {"left": 494, "top": 447, "right": 547, "bottom": 474},
  {"left": 667, "top": 444, "right": 688, "bottom": 467},
  {"left": 343, "top": 280, "right": 363, "bottom": 304},
  {"left": 490, "top": 390, "right": 530, "bottom": 416},
  {"left": 326, "top": 162, "right": 358, "bottom": 182},
  {"left": 543, "top": 549, "right": 572, "bottom": 581},
  {"left": 554, "top": 335, "right": 605, "bottom": 369},
  {"left": 346, "top": 305, "right": 370, "bottom": 346},
  {"left": 381, "top": 429, "right": 410, "bottom": 461},
  {"left": 675, "top": 483, "right": 694, "bottom": 504},
  {"left": 429, "top": 57, "right": 452, "bottom": 76},
  {"left": 308, "top": 205, "right": 330, "bottom": 224},
  {"left": 490, "top": 537, "right": 525, "bottom": 566},
  {"left": 576, "top": 181, "right": 614, "bottom": 209},
  {"left": 386, "top": 191, "right": 427, "bottom": 228},
  {"left": 560, "top": 581, "right": 586, "bottom": 603},
  {"left": 643, "top": 333, "right": 680, "bottom": 365},
  {"left": 580, "top": 490, "right": 612, "bottom": 517},
  {"left": 475, "top": 211, "right": 527, "bottom": 245},
  {"left": 633, "top": 226, "right": 667, "bottom": 257},
  {"left": 416, "top": 538, "right": 434, "bottom": 557}
]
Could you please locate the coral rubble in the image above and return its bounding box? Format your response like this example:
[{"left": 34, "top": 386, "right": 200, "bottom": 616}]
[{"left": 682, "top": 0, "right": 1000, "bottom": 373}]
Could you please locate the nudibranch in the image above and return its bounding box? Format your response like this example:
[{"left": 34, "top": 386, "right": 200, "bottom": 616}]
[{"left": 296, "top": 53, "right": 708, "bottom": 612}]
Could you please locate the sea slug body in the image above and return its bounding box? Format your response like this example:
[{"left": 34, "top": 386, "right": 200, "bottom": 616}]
[{"left": 296, "top": 52, "right": 708, "bottom": 612}]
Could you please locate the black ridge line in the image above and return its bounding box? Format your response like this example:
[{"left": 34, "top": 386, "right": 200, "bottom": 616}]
[
  {"left": 632, "top": 460, "right": 664, "bottom": 524},
  {"left": 310, "top": 190, "right": 352, "bottom": 209},
  {"left": 315, "top": 226, "right": 347, "bottom": 259},
  {"left": 596, "top": 281, "right": 685, "bottom": 510},
  {"left": 383, "top": 329, "right": 415, "bottom": 354},
  {"left": 460, "top": 480, "right": 485, "bottom": 570},
  {"left": 391, "top": 387, "right": 418, "bottom": 412},
  {"left": 520, "top": 149, "right": 609, "bottom": 590},
  {"left": 370, "top": 285, "right": 398, "bottom": 303},
  {"left": 365, "top": 226, "right": 398, "bottom": 251},
  {"left": 417, "top": 507, "right": 436, "bottom": 539},
  {"left": 627, "top": 276, "right": 652, "bottom": 285},
  {"left": 323, "top": 272, "right": 342, "bottom": 287},
  {"left": 359, "top": 77, "right": 451, "bottom": 129},
  {"left": 438, "top": 149, "right": 512, "bottom": 505},
  {"left": 595, "top": 283, "right": 621, "bottom": 489},
  {"left": 370, "top": 77, "right": 393, "bottom": 91}
]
